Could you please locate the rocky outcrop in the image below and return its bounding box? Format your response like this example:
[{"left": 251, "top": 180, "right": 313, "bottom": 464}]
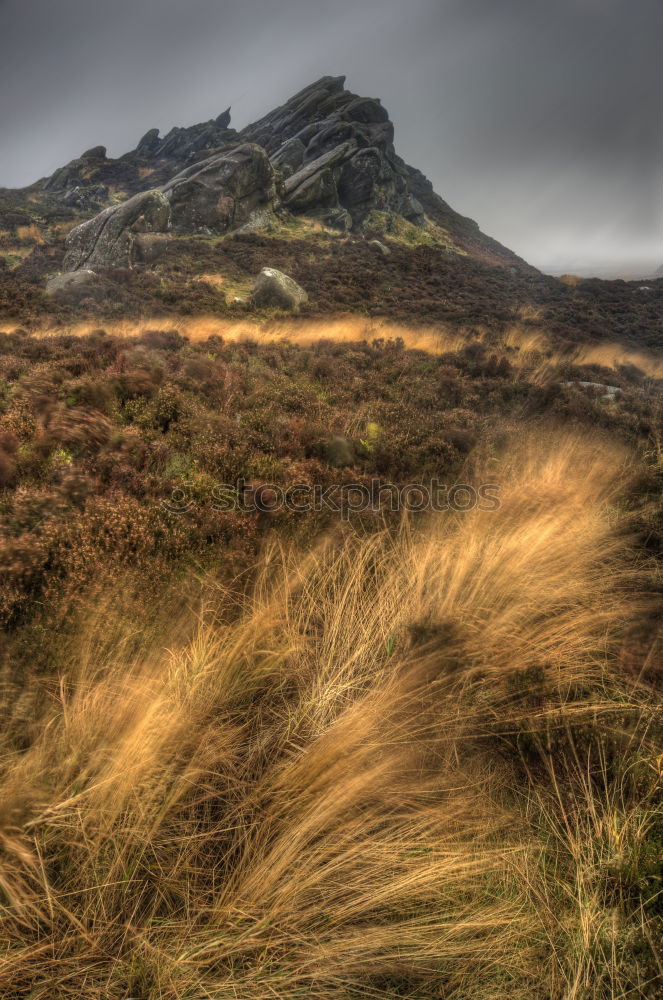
[
  {"left": 43, "top": 145, "right": 109, "bottom": 193},
  {"left": 129, "top": 110, "right": 236, "bottom": 170},
  {"left": 162, "top": 143, "right": 277, "bottom": 235},
  {"left": 42, "top": 75, "right": 526, "bottom": 272},
  {"left": 240, "top": 75, "right": 424, "bottom": 227},
  {"left": 63, "top": 190, "right": 170, "bottom": 271},
  {"left": 43, "top": 111, "right": 238, "bottom": 199},
  {"left": 60, "top": 144, "right": 278, "bottom": 270},
  {"left": 80, "top": 146, "right": 107, "bottom": 161},
  {"left": 251, "top": 268, "right": 308, "bottom": 309}
]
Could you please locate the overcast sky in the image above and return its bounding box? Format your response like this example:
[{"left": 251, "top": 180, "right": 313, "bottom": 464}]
[{"left": 0, "top": 0, "right": 661, "bottom": 276}]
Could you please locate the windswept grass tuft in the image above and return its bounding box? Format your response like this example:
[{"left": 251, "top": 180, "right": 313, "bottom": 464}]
[{"left": 0, "top": 431, "right": 660, "bottom": 999}]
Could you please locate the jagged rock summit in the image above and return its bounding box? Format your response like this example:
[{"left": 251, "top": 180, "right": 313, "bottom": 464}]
[
  {"left": 52, "top": 75, "right": 525, "bottom": 273},
  {"left": 241, "top": 75, "right": 424, "bottom": 229}
]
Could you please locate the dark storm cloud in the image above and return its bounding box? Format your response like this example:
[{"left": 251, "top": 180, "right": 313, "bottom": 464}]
[{"left": 0, "top": 0, "right": 661, "bottom": 274}]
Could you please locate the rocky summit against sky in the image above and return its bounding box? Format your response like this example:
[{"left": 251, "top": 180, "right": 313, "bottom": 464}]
[{"left": 0, "top": 0, "right": 661, "bottom": 277}]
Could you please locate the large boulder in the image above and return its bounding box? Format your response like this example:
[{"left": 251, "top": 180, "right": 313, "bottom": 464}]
[
  {"left": 45, "top": 269, "right": 97, "bottom": 295},
  {"left": 60, "top": 144, "right": 278, "bottom": 271},
  {"left": 251, "top": 268, "right": 308, "bottom": 310},
  {"left": 337, "top": 148, "right": 386, "bottom": 207},
  {"left": 369, "top": 239, "right": 391, "bottom": 256},
  {"left": 80, "top": 145, "right": 107, "bottom": 161},
  {"left": 63, "top": 189, "right": 170, "bottom": 271},
  {"left": 162, "top": 143, "right": 277, "bottom": 235},
  {"left": 285, "top": 167, "right": 338, "bottom": 212}
]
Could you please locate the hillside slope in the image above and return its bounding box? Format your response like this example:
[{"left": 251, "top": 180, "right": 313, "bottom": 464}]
[{"left": 1, "top": 76, "right": 663, "bottom": 353}]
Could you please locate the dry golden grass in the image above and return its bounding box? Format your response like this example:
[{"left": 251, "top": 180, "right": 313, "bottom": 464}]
[
  {"left": 190, "top": 273, "right": 231, "bottom": 292},
  {"left": 0, "top": 430, "right": 660, "bottom": 999},
  {"left": 15, "top": 225, "right": 44, "bottom": 246},
  {"left": 24, "top": 315, "right": 466, "bottom": 354},
  {"left": 575, "top": 342, "right": 663, "bottom": 382},
  {"left": 557, "top": 274, "right": 583, "bottom": 287},
  {"left": 15, "top": 314, "right": 661, "bottom": 385}
]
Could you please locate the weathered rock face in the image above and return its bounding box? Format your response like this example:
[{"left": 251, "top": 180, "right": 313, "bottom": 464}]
[
  {"left": 162, "top": 143, "right": 277, "bottom": 235},
  {"left": 251, "top": 268, "right": 308, "bottom": 310},
  {"left": 60, "top": 145, "right": 277, "bottom": 271},
  {"left": 240, "top": 75, "right": 424, "bottom": 227},
  {"left": 63, "top": 190, "right": 170, "bottom": 271}
]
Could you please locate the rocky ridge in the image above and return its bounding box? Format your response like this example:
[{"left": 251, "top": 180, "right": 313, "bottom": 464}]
[{"left": 33, "top": 75, "right": 525, "bottom": 274}]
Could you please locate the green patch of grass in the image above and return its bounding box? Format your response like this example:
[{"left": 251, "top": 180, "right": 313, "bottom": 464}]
[{"left": 363, "top": 209, "right": 464, "bottom": 252}]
